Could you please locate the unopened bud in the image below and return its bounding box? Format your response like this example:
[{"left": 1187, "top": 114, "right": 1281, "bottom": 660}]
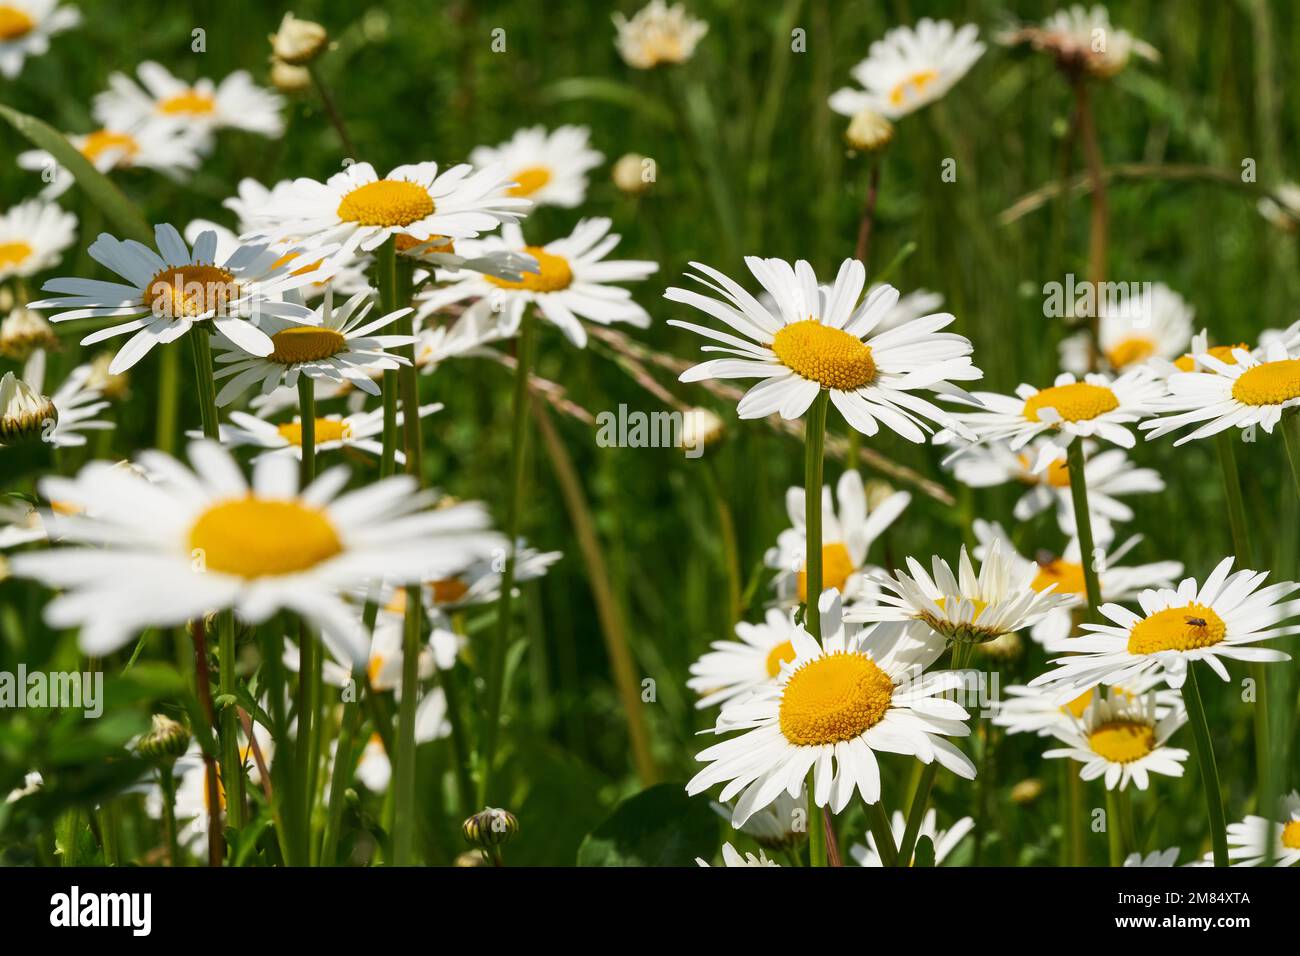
[
  {"left": 845, "top": 109, "right": 893, "bottom": 152},
  {"left": 462, "top": 807, "right": 519, "bottom": 847},
  {"left": 137, "top": 714, "right": 190, "bottom": 763},
  {"left": 270, "top": 13, "right": 328, "bottom": 66}
]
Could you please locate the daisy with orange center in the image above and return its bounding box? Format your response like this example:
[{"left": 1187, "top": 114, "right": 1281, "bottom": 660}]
[
  {"left": 17, "top": 120, "right": 203, "bottom": 200},
  {"left": 688, "top": 607, "right": 803, "bottom": 710},
  {"left": 1043, "top": 688, "right": 1188, "bottom": 792},
  {"left": 830, "top": 18, "right": 984, "bottom": 120},
  {"left": 688, "top": 591, "right": 975, "bottom": 826},
  {"left": 1031, "top": 556, "right": 1299, "bottom": 695},
  {"left": 992, "top": 675, "right": 1181, "bottom": 739},
  {"left": 0, "top": 199, "right": 76, "bottom": 282},
  {"left": 666, "top": 257, "right": 981, "bottom": 440},
  {"left": 469, "top": 125, "right": 603, "bottom": 209},
  {"left": 1225, "top": 791, "right": 1300, "bottom": 867},
  {"left": 1058, "top": 283, "right": 1193, "bottom": 376},
  {"left": 0, "top": 0, "right": 79, "bottom": 79},
  {"left": 765, "top": 469, "right": 910, "bottom": 607}
]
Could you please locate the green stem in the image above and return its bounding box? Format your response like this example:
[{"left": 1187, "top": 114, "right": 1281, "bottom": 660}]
[
  {"left": 159, "top": 764, "right": 180, "bottom": 866},
  {"left": 803, "top": 391, "right": 830, "bottom": 638},
  {"left": 297, "top": 376, "right": 316, "bottom": 485},
  {"left": 867, "top": 800, "right": 899, "bottom": 866},
  {"left": 319, "top": 685, "right": 363, "bottom": 866},
  {"left": 479, "top": 308, "right": 539, "bottom": 806},
  {"left": 293, "top": 619, "right": 315, "bottom": 865},
  {"left": 1064, "top": 440, "right": 1103, "bottom": 620},
  {"left": 1184, "top": 662, "right": 1229, "bottom": 866},
  {"left": 155, "top": 344, "right": 179, "bottom": 453},
  {"left": 188, "top": 331, "right": 219, "bottom": 440},
  {"left": 1105, "top": 789, "right": 1125, "bottom": 865},
  {"left": 806, "top": 769, "right": 826, "bottom": 867}
]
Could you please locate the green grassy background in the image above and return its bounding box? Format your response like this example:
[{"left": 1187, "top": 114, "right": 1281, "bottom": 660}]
[{"left": 2, "top": 0, "right": 1298, "bottom": 865}]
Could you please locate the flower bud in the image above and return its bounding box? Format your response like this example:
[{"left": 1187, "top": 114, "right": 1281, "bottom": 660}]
[
  {"left": 269, "top": 13, "right": 328, "bottom": 66},
  {"left": 1010, "top": 777, "right": 1044, "bottom": 805},
  {"left": 0, "top": 371, "right": 56, "bottom": 445},
  {"left": 270, "top": 60, "right": 312, "bottom": 93},
  {"left": 0, "top": 309, "right": 59, "bottom": 360},
  {"left": 845, "top": 109, "right": 893, "bottom": 153},
  {"left": 612, "top": 153, "right": 654, "bottom": 195},
  {"left": 137, "top": 714, "right": 191, "bottom": 763},
  {"left": 462, "top": 807, "right": 519, "bottom": 847},
  {"left": 85, "top": 352, "right": 129, "bottom": 401}
]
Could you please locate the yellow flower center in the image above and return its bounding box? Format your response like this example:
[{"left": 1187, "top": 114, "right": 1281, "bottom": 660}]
[
  {"left": 145, "top": 264, "right": 239, "bottom": 318},
  {"left": 427, "top": 576, "right": 470, "bottom": 605},
  {"left": 1174, "top": 344, "right": 1246, "bottom": 372},
  {"left": 1230, "top": 359, "right": 1300, "bottom": 406},
  {"left": 778, "top": 651, "right": 894, "bottom": 746},
  {"left": 188, "top": 497, "right": 343, "bottom": 578},
  {"left": 276, "top": 418, "right": 351, "bottom": 446},
  {"left": 0, "top": 240, "right": 33, "bottom": 269},
  {"left": 508, "top": 166, "right": 552, "bottom": 197},
  {"left": 0, "top": 5, "right": 35, "bottom": 40},
  {"left": 158, "top": 89, "right": 218, "bottom": 116},
  {"left": 1105, "top": 335, "right": 1155, "bottom": 369},
  {"left": 889, "top": 68, "right": 939, "bottom": 107},
  {"left": 1088, "top": 720, "right": 1155, "bottom": 763},
  {"left": 268, "top": 327, "right": 348, "bottom": 365},
  {"left": 1127, "top": 603, "right": 1226, "bottom": 655},
  {"left": 771, "top": 319, "right": 877, "bottom": 391},
  {"left": 1023, "top": 383, "right": 1120, "bottom": 423},
  {"left": 764, "top": 639, "right": 797, "bottom": 679},
  {"left": 1063, "top": 687, "right": 1093, "bottom": 719},
  {"left": 1031, "top": 559, "right": 1088, "bottom": 596},
  {"left": 796, "top": 541, "right": 854, "bottom": 601},
  {"left": 80, "top": 130, "right": 139, "bottom": 164},
  {"left": 1282, "top": 820, "right": 1300, "bottom": 850},
  {"left": 336, "top": 179, "right": 435, "bottom": 227},
  {"left": 485, "top": 246, "right": 573, "bottom": 293}
]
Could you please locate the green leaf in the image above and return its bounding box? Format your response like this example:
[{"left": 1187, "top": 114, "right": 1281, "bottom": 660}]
[
  {"left": 0, "top": 104, "right": 152, "bottom": 243},
  {"left": 577, "top": 783, "right": 721, "bottom": 867},
  {"left": 542, "top": 78, "right": 675, "bottom": 129}
]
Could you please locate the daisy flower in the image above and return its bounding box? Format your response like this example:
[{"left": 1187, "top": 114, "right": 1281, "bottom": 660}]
[
  {"left": 0, "top": 199, "right": 76, "bottom": 281},
  {"left": 17, "top": 121, "right": 203, "bottom": 199},
  {"left": 764, "top": 469, "right": 910, "bottom": 606},
  {"left": 0, "top": 307, "right": 59, "bottom": 359},
  {"left": 696, "top": 843, "right": 779, "bottom": 867},
  {"left": 992, "top": 676, "right": 1180, "bottom": 738},
  {"left": 29, "top": 223, "right": 321, "bottom": 373},
  {"left": 829, "top": 19, "right": 985, "bottom": 120},
  {"left": 1002, "top": 5, "right": 1158, "bottom": 78},
  {"left": 93, "top": 61, "right": 283, "bottom": 146},
  {"left": 211, "top": 290, "right": 413, "bottom": 406},
  {"left": 469, "top": 125, "right": 603, "bottom": 209},
  {"left": 417, "top": 218, "right": 656, "bottom": 348},
  {"left": 612, "top": 0, "right": 708, "bottom": 69},
  {"left": 851, "top": 808, "right": 973, "bottom": 867},
  {"left": 711, "top": 790, "right": 807, "bottom": 851},
  {"left": 1124, "top": 848, "right": 1183, "bottom": 867},
  {"left": 1059, "top": 283, "right": 1194, "bottom": 375},
  {"left": 245, "top": 160, "right": 531, "bottom": 255},
  {"left": 1043, "top": 687, "right": 1188, "bottom": 791},
  {"left": 1153, "top": 329, "right": 1252, "bottom": 378},
  {"left": 0, "top": 0, "right": 78, "bottom": 78},
  {"left": 373, "top": 538, "right": 560, "bottom": 618},
  {"left": 951, "top": 438, "right": 1164, "bottom": 541},
  {"left": 847, "top": 540, "right": 1072, "bottom": 646},
  {"left": 1140, "top": 338, "right": 1300, "bottom": 445},
  {"left": 687, "top": 591, "right": 975, "bottom": 825},
  {"left": 667, "top": 257, "right": 981, "bottom": 440},
  {"left": 688, "top": 607, "right": 802, "bottom": 710},
  {"left": 1226, "top": 791, "right": 1300, "bottom": 867},
  {"left": 200, "top": 403, "right": 442, "bottom": 464},
  {"left": 944, "top": 370, "right": 1165, "bottom": 473},
  {"left": 8, "top": 439, "right": 504, "bottom": 662},
  {"left": 8, "top": 348, "right": 112, "bottom": 448},
  {"left": 1030, "top": 557, "right": 1299, "bottom": 694},
  {"left": 414, "top": 305, "right": 509, "bottom": 372},
  {"left": 972, "top": 520, "right": 1183, "bottom": 648}
]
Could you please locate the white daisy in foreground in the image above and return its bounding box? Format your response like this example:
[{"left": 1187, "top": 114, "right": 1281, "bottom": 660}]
[
  {"left": 851, "top": 808, "right": 973, "bottom": 867},
  {"left": 201, "top": 403, "right": 441, "bottom": 464},
  {"left": 696, "top": 843, "right": 779, "bottom": 867},
  {"left": 992, "top": 677, "right": 1180, "bottom": 738},
  {"left": 469, "top": 125, "right": 603, "bottom": 209},
  {"left": 418, "top": 218, "right": 656, "bottom": 347},
  {"left": 0, "top": 199, "right": 76, "bottom": 281},
  {"left": 1124, "top": 848, "right": 1183, "bottom": 867},
  {"left": 29, "top": 223, "right": 320, "bottom": 373},
  {"left": 94, "top": 60, "right": 283, "bottom": 145},
  {"left": 1031, "top": 557, "right": 1299, "bottom": 694},
  {"left": 668, "top": 257, "right": 981, "bottom": 440},
  {"left": 1226, "top": 791, "right": 1300, "bottom": 867},
  {"left": 612, "top": 0, "right": 708, "bottom": 69},
  {"left": 765, "top": 469, "right": 910, "bottom": 606},
  {"left": 1140, "top": 339, "right": 1300, "bottom": 445},
  {"left": 0, "top": 0, "right": 78, "bottom": 78},
  {"left": 688, "top": 591, "right": 975, "bottom": 825},
  {"left": 971, "top": 520, "right": 1183, "bottom": 648},
  {"left": 245, "top": 160, "right": 530, "bottom": 255},
  {"left": 689, "top": 608, "right": 802, "bottom": 710},
  {"left": 829, "top": 19, "right": 985, "bottom": 120},
  {"left": 17, "top": 121, "right": 204, "bottom": 199},
  {"left": 1059, "top": 283, "right": 1194, "bottom": 375},
  {"left": 4, "top": 349, "right": 112, "bottom": 448},
  {"left": 1002, "top": 5, "right": 1158, "bottom": 78},
  {"left": 1044, "top": 688, "right": 1187, "bottom": 791},
  {"left": 950, "top": 439, "right": 1163, "bottom": 541},
  {"left": 944, "top": 370, "right": 1164, "bottom": 472},
  {"left": 868, "top": 284, "right": 945, "bottom": 334},
  {"left": 848, "top": 540, "right": 1072, "bottom": 646},
  {"left": 8, "top": 440, "right": 503, "bottom": 662},
  {"left": 211, "top": 291, "right": 413, "bottom": 406}
]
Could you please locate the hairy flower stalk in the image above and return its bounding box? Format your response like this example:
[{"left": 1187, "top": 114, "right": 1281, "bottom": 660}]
[{"left": 803, "top": 390, "right": 830, "bottom": 866}]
